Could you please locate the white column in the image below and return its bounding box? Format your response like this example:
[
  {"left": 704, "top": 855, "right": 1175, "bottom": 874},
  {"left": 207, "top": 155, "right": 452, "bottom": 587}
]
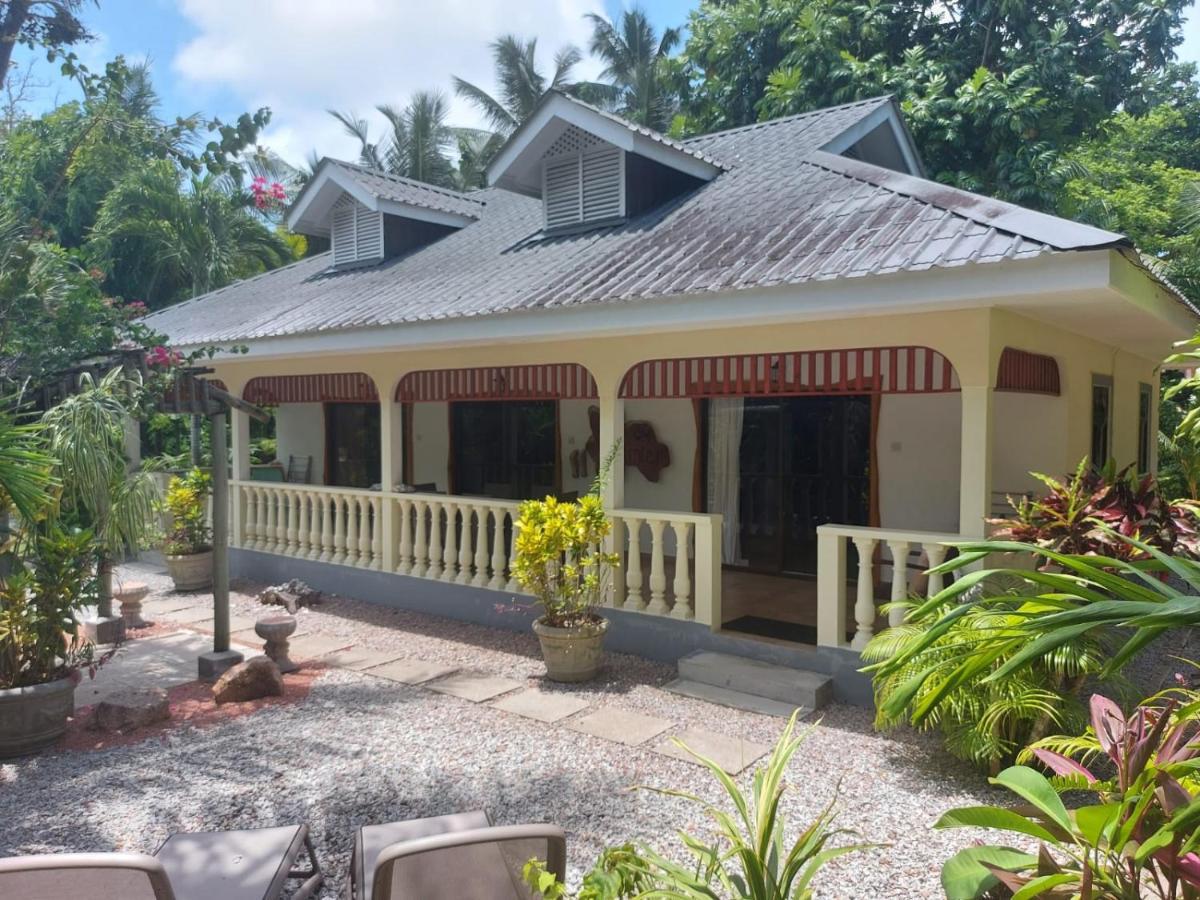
[
  {"left": 959, "top": 384, "right": 993, "bottom": 539},
  {"left": 378, "top": 390, "right": 403, "bottom": 572},
  {"left": 398, "top": 498, "right": 413, "bottom": 574},
  {"left": 472, "top": 505, "right": 489, "bottom": 587},
  {"left": 595, "top": 382, "right": 625, "bottom": 508},
  {"left": 887, "top": 540, "right": 910, "bottom": 627},
  {"left": 851, "top": 537, "right": 878, "bottom": 650},
  {"left": 229, "top": 397, "right": 251, "bottom": 547},
  {"left": 489, "top": 509, "right": 507, "bottom": 590},
  {"left": 669, "top": 520, "right": 693, "bottom": 620},
  {"left": 456, "top": 505, "right": 474, "bottom": 585},
  {"left": 412, "top": 500, "right": 428, "bottom": 577},
  {"left": 442, "top": 503, "right": 459, "bottom": 582},
  {"left": 624, "top": 518, "right": 645, "bottom": 611},
  {"left": 646, "top": 519, "right": 669, "bottom": 615},
  {"left": 816, "top": 527, "right": 848, "bottom": 647},
  {"left": 307, "top": 491, "right": 322, "bottom": 560}
]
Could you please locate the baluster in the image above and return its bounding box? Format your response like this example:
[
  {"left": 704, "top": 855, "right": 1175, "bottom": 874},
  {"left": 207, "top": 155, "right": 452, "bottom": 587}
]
[
  {"left": 332, "top": 496, "right": 347, "bottom": 565},
  {"left": 887, "top": 540, "right": 911, "bottom": 627},
  {"left": 263, "top": 489, "right": 277, "bottom": 551},
  {"left": 243, "top": 487, "right": 257, "bottom": 550},
  {"left": 319, "top": 496, "right": 335, "bottom": 562},
  {"left": 413, "top": 500, "right": 429, "bottom": 577},
  {"left": 294, "top": 491, "right": 309, "bottom": 558},
  {"left": 427, "top": 502, "right": 444, "bottom": 579},
  {"left": 472, "top": 505, "right": 490, "bottom": 587},
  {"left": 924, "top": 543, "right": 947, "bottom": 598},
  {"left": 398, "top": 498, "right": 414, "bottom": 574},
  {"left": 442, "top": 503, "right": 459, "bottom": 582},
  {"left": 344, "top": 495, "right": 361, "bottom": 566},
  {"left": 307, "top": 492, "right": 322, "bottom": 560},
  {"left": 506, "top": 516, "right": 520, "bottom": 593},
  {"left": 274, "top": 491, "right": 287, "bottom": 551},
  {"left": 624, "top": 518, "right": 645, "bottom": 611},
  {"left": 646, "top": 520, "right": 669, "bottom": 615},
  {"left": 489, "top": 509, "right": 507, "bottom": 590},
  {"left": 283, "top": 491, "right": 296, "bottom": 555},
  {"left": 457, "top": 505, "right": 474, "bottom": 585},
  {"left": 358, "top": 496, "right": 372, "bottom": 567},
  {"left": 371, "top": 496, "right": 383, "bottom": 570},
  {"left": 851, "top": 537, "right": 878, "bottom": 650},
  {"left": 670, "top": 520, "right": 694, "bottom": 620}
]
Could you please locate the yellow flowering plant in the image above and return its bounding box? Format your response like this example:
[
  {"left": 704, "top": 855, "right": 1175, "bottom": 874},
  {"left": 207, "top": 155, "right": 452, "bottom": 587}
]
[
  {"left": 163, "top": 467, "right": 211, "bottom": 556},
  {"left": 512, "top": 444, "right": 620, "bottom": 629}
]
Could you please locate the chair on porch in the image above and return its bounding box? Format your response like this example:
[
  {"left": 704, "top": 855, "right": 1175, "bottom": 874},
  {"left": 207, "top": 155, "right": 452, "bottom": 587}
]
[
  {"left": 285, "top": 455, "right": 312, "bottom": 484},
  {"left": 350, "top": 811, "right": 565, "bottom": 900},
  {"left": 0, "top": 823, "right": 323, "bottom": 900}
]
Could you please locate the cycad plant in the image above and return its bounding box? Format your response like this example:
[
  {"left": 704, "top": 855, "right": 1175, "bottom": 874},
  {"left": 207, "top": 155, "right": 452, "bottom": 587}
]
[
  {"left": 524, "top": 710, "right": 869, "bottom": 899},
  {"left": 40, "top": 368, "right": 159, "bottom": 620}
]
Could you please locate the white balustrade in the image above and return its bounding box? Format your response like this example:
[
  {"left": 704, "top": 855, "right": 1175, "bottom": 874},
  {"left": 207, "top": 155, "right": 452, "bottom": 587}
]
[
  {"left": 816, "top": 524, "right": 962, "bottom": 650},
  {"left": 228, "top": 485, "right": 724, "bottom": 629}
]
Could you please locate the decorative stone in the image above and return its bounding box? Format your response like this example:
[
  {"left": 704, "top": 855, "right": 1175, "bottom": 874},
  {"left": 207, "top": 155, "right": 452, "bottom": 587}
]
[
  {"left": 115, "top": 582, "right": 151, "bottom": 629},
  {"left": 212, "top": 657, "right": 284, "bottom": 704},
  {"left": 256, "top": 579, "right": 321, "bottom": 614},
  {"left": 89, "top": 688, "right": 170, "bottom": 732},
  {"left": 255, "top": 615, "right": 299, "bottom": 673}
]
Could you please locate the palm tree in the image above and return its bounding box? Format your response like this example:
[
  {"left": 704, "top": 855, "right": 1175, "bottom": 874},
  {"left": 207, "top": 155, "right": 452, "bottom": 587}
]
[
  {"left": 329, "top": 90, "right": 458, "bottom": 188},
  {"left": 89, "top": 159, "right": 292, "bottom": 306},
  {"left": 40, "top": 368, "right": 158, "bottom": 620},
  {"left": 452, "top": 35, "right": 583, "bottom": 137},
  {"left": 585, "top": 7, "right": 681, "bottom": 131}
]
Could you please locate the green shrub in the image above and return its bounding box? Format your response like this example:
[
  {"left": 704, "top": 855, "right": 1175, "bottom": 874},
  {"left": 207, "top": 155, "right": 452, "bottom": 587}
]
[{"left": 163, "top": 467, "right": 211, "bottom": 556}]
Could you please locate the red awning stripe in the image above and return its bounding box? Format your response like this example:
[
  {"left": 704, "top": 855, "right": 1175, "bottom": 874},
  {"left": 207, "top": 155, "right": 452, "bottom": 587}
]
[
  {"left": 243, "top": 373, "right": 379, "bottom": 404},
  {"left": 395, "top": 364, "right": 599, "bottom": 403},
  {"left": 996, "top": 347, "right": 1060, "bottom": 396},
  {"left": 619, "top": 347, "right": 959, "bottom": 399}
]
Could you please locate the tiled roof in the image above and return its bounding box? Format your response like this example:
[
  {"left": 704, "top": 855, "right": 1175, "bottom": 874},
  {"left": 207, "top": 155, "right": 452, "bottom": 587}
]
[
  {"left": 147, "top": 96, "right": 1138, "bottom": 346},
  {"left": 310, "top": 159, "right": 485, "bottom": 220}
]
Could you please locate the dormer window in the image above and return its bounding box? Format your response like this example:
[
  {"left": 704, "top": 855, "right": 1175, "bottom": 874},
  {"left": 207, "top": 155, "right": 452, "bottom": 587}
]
[
  {"left": 331, "top": 195, "right": 384, "bottom": 267},
  {"left": 542, "top": 126, "right": 625, "bottom": 231}
]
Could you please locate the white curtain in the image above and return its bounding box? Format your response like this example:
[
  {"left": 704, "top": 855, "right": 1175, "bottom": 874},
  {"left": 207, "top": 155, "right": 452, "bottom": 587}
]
[{"left": 706, "top": 398, "right": 744, "bottom": 565}]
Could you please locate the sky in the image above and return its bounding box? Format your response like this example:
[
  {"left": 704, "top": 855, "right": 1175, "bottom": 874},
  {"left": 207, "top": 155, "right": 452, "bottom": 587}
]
[{"left": 10, "top": 0, "right": 1200, "bottom": 169}]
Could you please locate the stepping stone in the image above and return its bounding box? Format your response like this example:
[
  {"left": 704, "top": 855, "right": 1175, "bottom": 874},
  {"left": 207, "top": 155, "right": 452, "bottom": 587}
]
[
  {"left": 365, "top": 658, "right": 459, "bottom": 685},
  {"left": 323, "top": 646, "right": 404, "bottom": 672},
  {"left": 287, "top": 633, "right": 354, "bottom": 660},
  {"left": 427, "top": 671, "right": 523, "bottom": 703},
  {"left": 664, "top": 679, "right": 805, "bottom": 719},
  {"left": 142, "top": 599, "right": 197, "bottom": 616},
  {"left": 651, "top": 728, "right": 770, "bottom": 775},
  {"left": 195, "top": 615, "right": 257, "bottom": 634},
  {"left": 491, "top": 688, "right": 590, "bottom": 723},
  {"left": 567, "top": 708, "right": 672, "bottom": 746}
]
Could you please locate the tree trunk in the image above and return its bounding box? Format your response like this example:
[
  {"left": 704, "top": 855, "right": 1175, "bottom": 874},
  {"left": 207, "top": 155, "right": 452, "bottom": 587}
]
[
  {"left": 190, "top": 415, "right": 202, "bottom": 467},
  {"left": 0, "top": 3, "right": 31, "bottom": 91},
  {"left": 97, "top": 554, "right": 113, "bottom": 619}
]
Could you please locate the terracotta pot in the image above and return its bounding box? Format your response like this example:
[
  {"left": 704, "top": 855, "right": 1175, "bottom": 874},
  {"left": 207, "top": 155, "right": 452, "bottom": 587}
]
[
  {"left": 0, "top": 676, "right": 77, "bottom": 758},
  {"left": 532, "top": 616, "right": 608, "bottom": 683},
  {"left": 165, "top": 549, "right": 213, "bottom": 591}
]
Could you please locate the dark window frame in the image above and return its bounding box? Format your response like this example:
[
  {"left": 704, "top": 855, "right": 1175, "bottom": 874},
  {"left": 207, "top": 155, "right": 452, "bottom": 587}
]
[
  {"left": 1091, "top": 374, "right": 1113, "bottom": 469},
  {"left": 1138, "top": 382, "right": 1153, "bottom": 474}
]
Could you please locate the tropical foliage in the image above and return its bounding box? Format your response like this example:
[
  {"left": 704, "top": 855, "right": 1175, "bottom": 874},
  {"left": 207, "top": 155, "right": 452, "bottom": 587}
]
[
  {"left": 163, "top": 467, "right": 211, "bottom": 557},
  {"left": 524, "top": 710, "right": 868, "bottom": 899},
  {"left": 938, "top": 692, "right": 1200, "bottom": 899},
  {"left": 584, "top": 8, "right": 681, "bottom": 132},
  {"left": 330, "top": 91, "right": 459, "bottom": 189}
]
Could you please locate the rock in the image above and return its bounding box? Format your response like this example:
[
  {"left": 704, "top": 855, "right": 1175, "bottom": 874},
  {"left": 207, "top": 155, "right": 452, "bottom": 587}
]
[
  {"left": 212, "top": 657, "right": 284, "bottom": 705},
  {"left": 89, "top": 688, "right": 170, "bottom": 732},
  {"left": 257, "top": 579, "right": 322, "bottom": 614}
]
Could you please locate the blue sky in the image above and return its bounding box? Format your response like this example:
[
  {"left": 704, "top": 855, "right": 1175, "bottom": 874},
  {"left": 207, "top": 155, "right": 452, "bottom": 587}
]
[{"left": 11, "top": 0, "right": 1200, "bottom": 168}]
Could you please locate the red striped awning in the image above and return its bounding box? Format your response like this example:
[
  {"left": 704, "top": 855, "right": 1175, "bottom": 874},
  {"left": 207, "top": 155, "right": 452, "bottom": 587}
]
[
  {"left": 396, "top": 364, "right": 598, "bottom": 402},
  {"left": 243, "top": 373, "right": 379, "bottom": 404},
  {"left": 996, "top": 348, "right": 1060, "bottom": 396},
  {"left": 620, "top": 347, "right": 959, "bottom": 399}
]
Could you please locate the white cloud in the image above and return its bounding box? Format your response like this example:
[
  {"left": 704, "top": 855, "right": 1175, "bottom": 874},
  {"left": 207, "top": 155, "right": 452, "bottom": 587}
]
[{"left": 172, "top": 0, "right": 606, "bottom": 168}]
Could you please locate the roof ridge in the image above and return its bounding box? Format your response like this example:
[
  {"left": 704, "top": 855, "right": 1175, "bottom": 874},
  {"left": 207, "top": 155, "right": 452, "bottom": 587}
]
[
  {"left": 681, "top": 95, "right": 894, "bottom": 143},
  {"left": 328, "top": 159, "right": 486, "bottom": 205},
  {"left": 806, "top": 150, "right": 1126, "bottom": 250}
]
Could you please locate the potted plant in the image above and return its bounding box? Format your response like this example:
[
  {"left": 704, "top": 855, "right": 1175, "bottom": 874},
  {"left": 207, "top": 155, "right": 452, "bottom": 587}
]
[
  {"left": 163, "top": 467, "right": 213, "bottom": 591},
  {"left": 512, "top": 448, "right": 619, "bottom": 682}
]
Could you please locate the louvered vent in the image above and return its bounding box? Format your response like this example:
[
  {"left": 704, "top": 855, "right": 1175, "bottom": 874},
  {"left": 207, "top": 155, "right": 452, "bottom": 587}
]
[
  {"left": 330, "top": 194, "right": 383, "bottom": 267},
  {"left": 541, "top": 130, "right": 625, "bottom": 232}
]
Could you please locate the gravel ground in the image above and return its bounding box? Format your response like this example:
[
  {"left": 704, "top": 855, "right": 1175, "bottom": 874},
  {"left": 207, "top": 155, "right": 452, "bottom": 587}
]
[{"left": 0, "top": 560, "right": 1007, "bottom": 898}]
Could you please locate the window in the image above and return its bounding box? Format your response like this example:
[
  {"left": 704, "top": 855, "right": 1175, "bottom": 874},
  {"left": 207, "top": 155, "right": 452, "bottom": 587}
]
[
  {"left": 1091, "top": 375, "right": 1113, "bottom": 469},
  {"left": 452, "top": 401, "right": 557, "bottom": 500},
  {"left": 1138, "top": 382, "right": 1153, "bottom": 474},
  {"left": 325, "top": 403, "right": 380, "bottom": 488}
]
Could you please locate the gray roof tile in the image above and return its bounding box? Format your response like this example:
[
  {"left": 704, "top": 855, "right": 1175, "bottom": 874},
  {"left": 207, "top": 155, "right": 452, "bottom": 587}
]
[{"left": 147, "top": 97, "right": 1141, "bottom": 346}]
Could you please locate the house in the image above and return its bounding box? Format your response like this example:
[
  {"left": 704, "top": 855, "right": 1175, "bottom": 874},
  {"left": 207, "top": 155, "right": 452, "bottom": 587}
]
[{"left": 144, "top": 92, "right": 1196, "bottom": 702}]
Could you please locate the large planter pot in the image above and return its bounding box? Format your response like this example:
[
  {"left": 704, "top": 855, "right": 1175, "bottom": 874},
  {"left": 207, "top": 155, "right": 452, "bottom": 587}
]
[
  {"left": 165, "top": 549, "right": 213, "bottom": 591},
  {"left": 532, "top": 616, "right": 609, "bottom": 683},
  {"left": 0, "top": 676, "right": 77, "bottom": 758}
]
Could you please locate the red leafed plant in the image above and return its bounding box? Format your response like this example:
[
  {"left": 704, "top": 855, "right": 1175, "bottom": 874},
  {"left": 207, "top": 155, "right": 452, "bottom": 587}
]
[
  {"left": 937, "top": 689, "right": 1200, "bottom": 899},
  {"left": 994, "top": 459, "right": 1200, "bottom": 563}
]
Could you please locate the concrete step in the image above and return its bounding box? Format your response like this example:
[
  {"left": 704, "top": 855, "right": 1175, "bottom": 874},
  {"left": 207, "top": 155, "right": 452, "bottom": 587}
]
[
  {"left": 676, "top": 650, "right": 833, "bottom": 710},
  {"left": 663, "top": 678, "right": 806, "bottom": 718}
]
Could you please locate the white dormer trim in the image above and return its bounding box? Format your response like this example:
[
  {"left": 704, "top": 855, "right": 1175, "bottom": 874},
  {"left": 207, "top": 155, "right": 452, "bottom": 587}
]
[
  {"left": 821, "top": 99, "right": 925, "bottom": 177},
  {"left": 487, "top": 92, "right": 722, "bottom": 196},
  {"left": 287, "top": 161, "right": 478, "bottom": 237}
]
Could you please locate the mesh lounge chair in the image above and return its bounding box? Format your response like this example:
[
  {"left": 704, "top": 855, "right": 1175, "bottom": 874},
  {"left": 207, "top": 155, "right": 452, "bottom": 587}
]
[
  {"left": 0, "top": 824, "right": 322, "bottom": 900},
  {"left": 351, "top": 810, "right": 565, "bottom": 899},
  {"left": 285, "top": 455, "right": 312, "bottom": 484}
]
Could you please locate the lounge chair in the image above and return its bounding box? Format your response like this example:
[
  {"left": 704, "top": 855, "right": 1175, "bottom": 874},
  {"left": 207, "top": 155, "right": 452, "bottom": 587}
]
[
  {"left": 350, "top": 810, "right": 565, "bottom": 899},
  {"left": 0, "top": 823, "right": 322, "bottom": 900}
]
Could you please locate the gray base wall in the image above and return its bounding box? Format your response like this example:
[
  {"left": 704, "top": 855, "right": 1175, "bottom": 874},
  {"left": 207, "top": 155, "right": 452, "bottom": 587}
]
[{"left": 231, "top": 548, "right": 874, "bottom": 706}]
